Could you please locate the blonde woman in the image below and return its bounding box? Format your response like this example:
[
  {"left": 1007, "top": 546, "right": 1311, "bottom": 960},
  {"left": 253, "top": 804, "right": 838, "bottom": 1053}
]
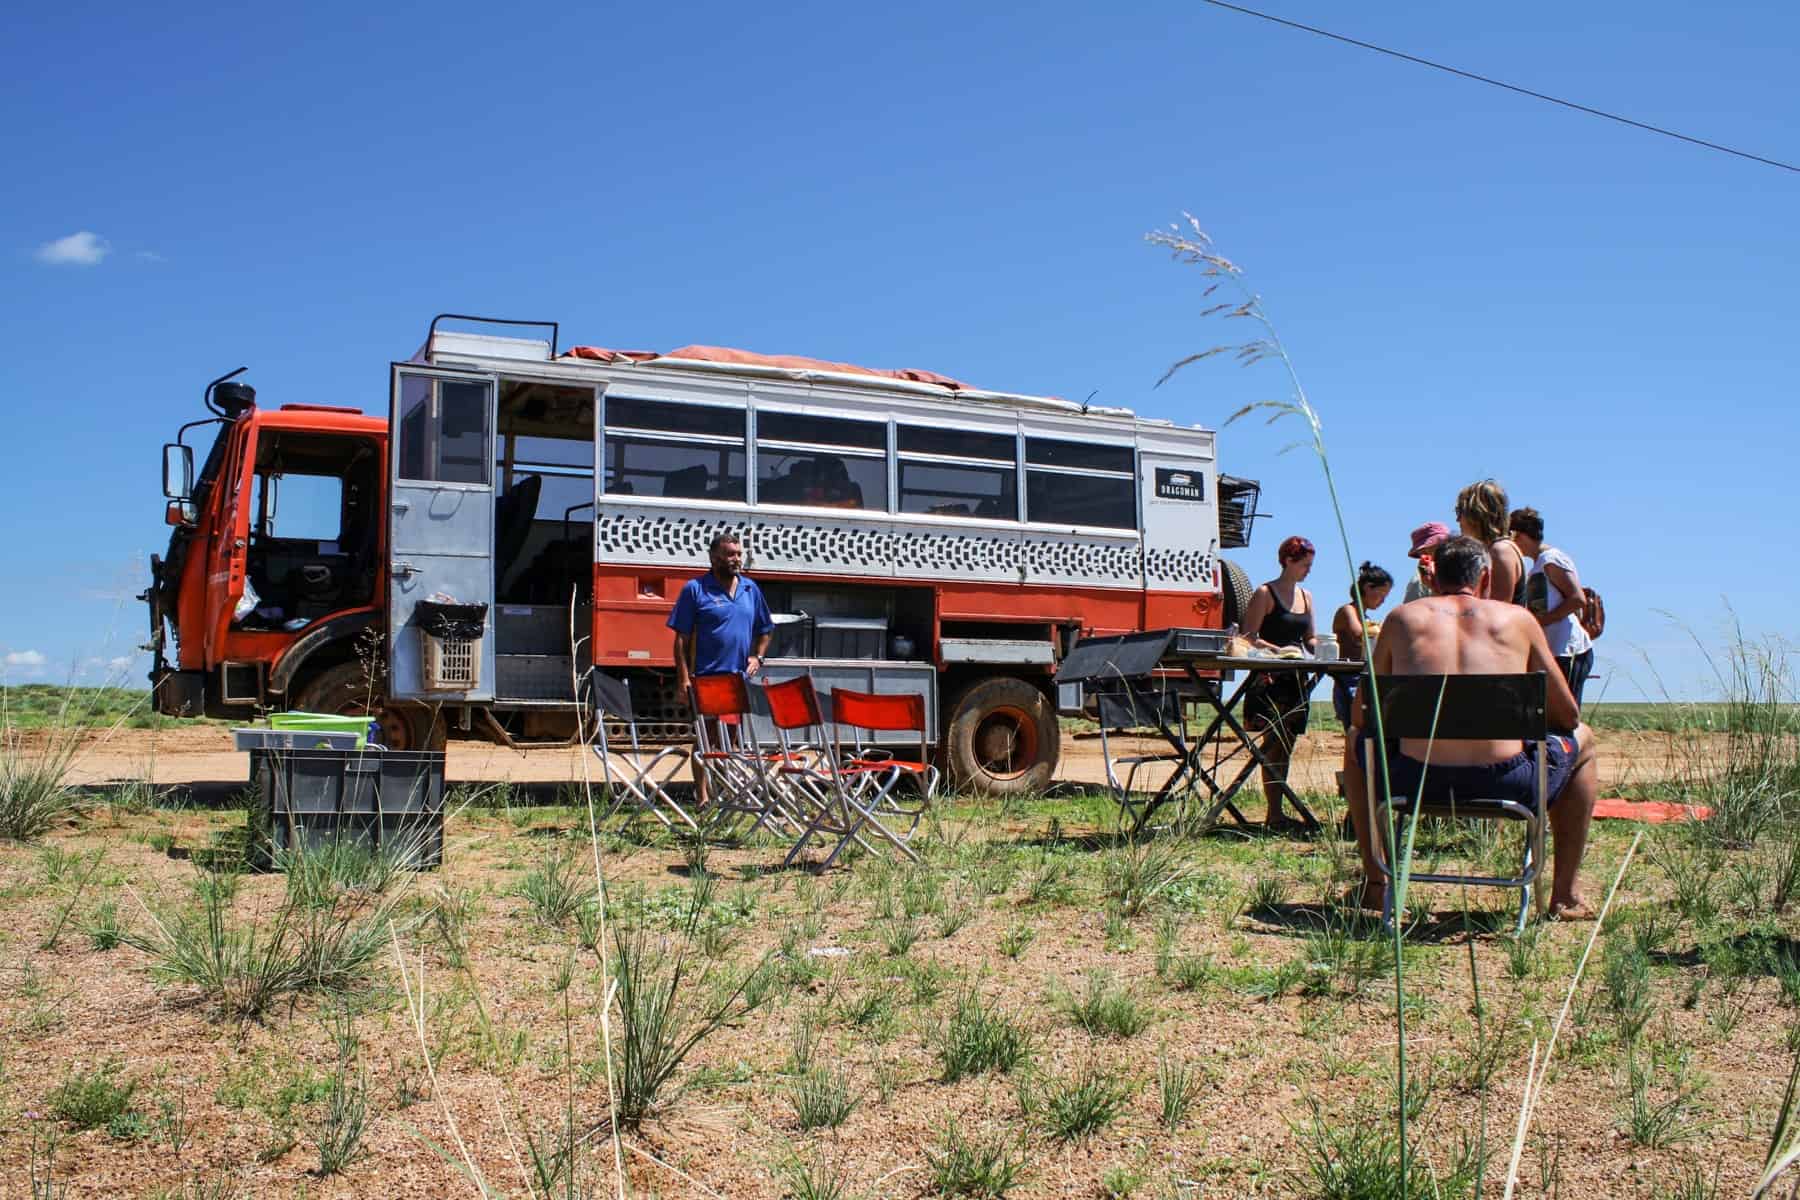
[{"left": 1455, "top": 480, "right": 1526, "bottom": 605}]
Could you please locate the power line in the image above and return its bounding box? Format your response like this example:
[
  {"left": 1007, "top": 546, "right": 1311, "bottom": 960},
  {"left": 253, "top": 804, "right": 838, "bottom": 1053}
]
[{"left": 1198, "top": 0, "right": 1800, "bottom": 175}]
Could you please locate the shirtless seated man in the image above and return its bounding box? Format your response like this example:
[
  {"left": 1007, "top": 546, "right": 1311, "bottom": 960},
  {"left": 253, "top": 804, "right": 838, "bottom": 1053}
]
[{"left": 1343, "top": 535, "right": 1599, "bottom": 919}]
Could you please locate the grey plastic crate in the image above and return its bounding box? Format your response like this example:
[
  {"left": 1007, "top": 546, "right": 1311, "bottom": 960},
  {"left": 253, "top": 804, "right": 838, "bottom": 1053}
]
[
  {"left": 814, "top": 617, "right": 887, "bottom": 660},
  {"left": 232, "top": 728, "right": 363, "bottom": 752},
  {"left": 249, "top": 748, "right": 445, "bottom": 869}
]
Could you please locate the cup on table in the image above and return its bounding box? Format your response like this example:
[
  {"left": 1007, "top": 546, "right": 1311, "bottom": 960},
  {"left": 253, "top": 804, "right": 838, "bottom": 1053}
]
[{"left": 1314, "top": 635, "right": 1339, "bottom": 662}]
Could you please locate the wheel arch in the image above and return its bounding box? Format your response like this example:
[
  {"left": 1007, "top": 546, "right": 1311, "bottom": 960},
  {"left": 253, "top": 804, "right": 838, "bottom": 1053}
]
[{"left": 268, "top": 609, "right": 384, "bottom": 699}]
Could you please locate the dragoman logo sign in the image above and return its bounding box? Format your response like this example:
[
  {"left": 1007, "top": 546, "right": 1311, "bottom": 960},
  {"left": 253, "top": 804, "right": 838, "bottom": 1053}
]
[{"left": 1153, "top": 468, "right": 1205, "bottom": 502}]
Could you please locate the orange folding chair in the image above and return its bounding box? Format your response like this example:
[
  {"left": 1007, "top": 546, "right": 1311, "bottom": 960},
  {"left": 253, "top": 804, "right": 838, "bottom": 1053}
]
[
  {"left": 690, "top": 672, "right": 802, "bottom": 838},
  {"left": 759, "top": 676, "right": 870, "bottom": 867},
  {"left": 819, "top": 687, "right": 939, "bottom": 861}
]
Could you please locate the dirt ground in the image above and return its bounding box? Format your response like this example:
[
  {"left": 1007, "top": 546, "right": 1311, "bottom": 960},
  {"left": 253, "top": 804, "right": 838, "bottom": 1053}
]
[
  {"left": 3, "top": 712, "right": 1792, "bottom": 1199},
  {"left": 54, "top": 723, "right": 1709, "bottom": 799}
]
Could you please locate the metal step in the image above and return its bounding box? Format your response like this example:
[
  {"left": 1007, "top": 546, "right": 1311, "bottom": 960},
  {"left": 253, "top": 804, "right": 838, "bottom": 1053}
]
[{"left": 495, "top": 654, "right": 579, "bottom": 701}]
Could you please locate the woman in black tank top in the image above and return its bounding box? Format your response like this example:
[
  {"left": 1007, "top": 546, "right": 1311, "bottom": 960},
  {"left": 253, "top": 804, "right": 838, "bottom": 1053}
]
[{"left": 1240, "top": 535, "right": 1319, "bottom": 830}]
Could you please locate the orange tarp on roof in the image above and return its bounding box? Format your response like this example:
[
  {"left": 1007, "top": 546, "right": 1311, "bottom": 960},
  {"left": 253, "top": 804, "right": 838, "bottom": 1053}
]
[{"left": 562, "top": 343, "right": 971, "bottom": 390}]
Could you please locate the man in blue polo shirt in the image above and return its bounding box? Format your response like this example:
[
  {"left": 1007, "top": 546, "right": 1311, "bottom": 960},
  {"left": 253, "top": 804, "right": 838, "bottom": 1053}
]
[
  {"left": 669, "top": 532, "right": 773, "bottom": 805},
  {"left": 669, "top": 531, "right": 774, "bottom": 694}
]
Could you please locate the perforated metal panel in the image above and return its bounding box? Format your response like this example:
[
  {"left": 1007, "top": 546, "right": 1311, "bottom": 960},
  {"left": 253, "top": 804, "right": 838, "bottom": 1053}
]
[
  {"left": 596, "top": 504, "right": 1174, "bottom": 590},
  {"left": 1023, "top": 532, "right": 1143, "bottom": 589},
  {"left": 888, "top": 525, "right": 1023, "bottom": 584},
  {"left": 596, "top": 510, "right": 744, "bottom": 566},
  {"left": 749, "top": 513, "right": 897, "bottom": 575},
  {"left": 1145, "top": 547, "right": 1217, "bottom": 592}
]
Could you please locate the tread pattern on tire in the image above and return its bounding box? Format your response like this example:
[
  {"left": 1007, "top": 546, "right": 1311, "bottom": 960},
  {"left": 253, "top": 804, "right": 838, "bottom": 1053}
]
[{"left": 944, "top": 676, "right": 1059, "bottom": 798}]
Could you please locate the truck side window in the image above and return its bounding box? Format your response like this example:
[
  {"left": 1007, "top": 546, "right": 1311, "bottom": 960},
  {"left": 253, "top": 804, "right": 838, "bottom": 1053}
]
[
  {"left": 255, "top": 473, "right": 343, "bottom": 542},
  {"left": 397, "top": 376, "right": 490, "bottom": 485},
  {"left": 896, "top": 424, "right": 1018, "bottom": 520},
  {"left": 1024, "top": 438, "right": 1136, "bottom": 530},
  {"left": 757, "top": 410, "right": 887, "bottom": 510},
  {"left": 603, "top": 395, "right": 746, "bottom": 500}
]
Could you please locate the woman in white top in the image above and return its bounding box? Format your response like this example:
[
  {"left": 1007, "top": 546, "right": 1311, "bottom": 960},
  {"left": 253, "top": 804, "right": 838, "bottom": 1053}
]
[{"left": 1509, "top": 507, "right": 1594, "bottom": 706}]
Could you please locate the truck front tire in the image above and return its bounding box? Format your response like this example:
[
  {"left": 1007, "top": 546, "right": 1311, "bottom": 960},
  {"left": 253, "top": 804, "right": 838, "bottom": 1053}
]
[
  {"left": 944, "top": 676, "right": 1059, "bottom": 798},
  {"left": 292, "top": 661, "right": 446, "bottom": 752}
]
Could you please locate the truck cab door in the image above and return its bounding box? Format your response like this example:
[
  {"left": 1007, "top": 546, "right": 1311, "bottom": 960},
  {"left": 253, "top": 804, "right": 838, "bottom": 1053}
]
[
  {"left": 202, "top": 422, "right": 257, "bottom": 664},
  {"left": 388, "top": 365, "right": 497, "bottom": 701}
]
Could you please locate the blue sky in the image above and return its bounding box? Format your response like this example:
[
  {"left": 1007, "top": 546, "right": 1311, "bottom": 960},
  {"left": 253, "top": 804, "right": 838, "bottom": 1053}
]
[{"left": 2, "top": 0, "right": 1794, "bottom": 700}]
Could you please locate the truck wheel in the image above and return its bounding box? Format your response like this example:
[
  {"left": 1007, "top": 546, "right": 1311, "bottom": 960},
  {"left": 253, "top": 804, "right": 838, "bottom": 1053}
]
[
  {"left": 1220, "top": 558, "right": 1254, "bottom": 630},
  {"left": 292, "top": 661, "right": 446, "bottom": 752},
  {"left": 944, "top": 677, "right": 1059, "bottom": 798}
]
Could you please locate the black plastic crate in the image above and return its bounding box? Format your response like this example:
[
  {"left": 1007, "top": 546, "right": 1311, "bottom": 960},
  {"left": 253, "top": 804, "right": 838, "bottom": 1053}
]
[{"left": 248, "top": 748, "right": 445, "bottom": 870}]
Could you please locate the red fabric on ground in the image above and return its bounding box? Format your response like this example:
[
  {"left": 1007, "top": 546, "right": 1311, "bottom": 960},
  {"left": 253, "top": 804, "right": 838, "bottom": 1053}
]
[{"left": 1594, "top": 797, "right": 1712, "bottom": 823}]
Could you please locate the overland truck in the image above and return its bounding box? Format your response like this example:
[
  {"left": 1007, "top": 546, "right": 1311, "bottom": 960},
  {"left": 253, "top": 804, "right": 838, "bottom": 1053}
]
[{"left": 145, "top": 316, "right": 1261, "bottom": 796}]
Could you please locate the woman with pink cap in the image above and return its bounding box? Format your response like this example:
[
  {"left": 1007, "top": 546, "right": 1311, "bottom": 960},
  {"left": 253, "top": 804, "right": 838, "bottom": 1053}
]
[{"left": 1401, "top": 521, "right": 1450, "bottom": 604}]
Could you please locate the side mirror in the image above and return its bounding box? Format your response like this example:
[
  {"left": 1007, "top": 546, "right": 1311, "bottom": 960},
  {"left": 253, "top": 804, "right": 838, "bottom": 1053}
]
[{"left": 163, "top": 444, "right": 194, "bottom": 500}]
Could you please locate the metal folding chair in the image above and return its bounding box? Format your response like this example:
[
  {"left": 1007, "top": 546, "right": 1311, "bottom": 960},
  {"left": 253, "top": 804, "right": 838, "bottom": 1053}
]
[
  {"left": 1093, "top": 684, "right": 1193, "bottom": 830},
  {"left": 690, "top": 672, "right": 803, "bottom": 838},
  {"left": 1361, "top": 672, "right": 1551, "bottom": 934},
  {"left": 584, "top": 669, "right": 698, "bottom": 830},
  {"left": 756, "top": 675, "right": 879, "bottom": 868},
  {"left": 825, "top": 687, "right": 939, "bottom": 860}
]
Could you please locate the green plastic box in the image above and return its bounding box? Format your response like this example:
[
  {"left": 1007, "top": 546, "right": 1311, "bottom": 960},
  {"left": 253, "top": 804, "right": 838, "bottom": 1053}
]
[{"left": 268, "top": 711, "right": 373, "bottom": 748}]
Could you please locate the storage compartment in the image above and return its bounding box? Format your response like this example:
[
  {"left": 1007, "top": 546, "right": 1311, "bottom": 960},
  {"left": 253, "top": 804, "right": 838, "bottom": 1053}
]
[
  {"left": 767, "top": 612, "right": 813, "bottom": 658},
  {"left": 813, "top": 616, "right": 887, "bottom": 660},
  {"left": 248, "top": 748, "right": 445, "bottom": 869},
  {"left": 1171, "top": 628, "right": 1232, "bottom": 657}
]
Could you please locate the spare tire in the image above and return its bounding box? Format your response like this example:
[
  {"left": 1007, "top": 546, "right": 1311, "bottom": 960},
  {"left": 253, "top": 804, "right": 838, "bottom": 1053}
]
[
  {"left": 1220, "top": 558, "right": 1255, "bottom": 630},
  {"left": 944, "top": 676, "right": 1060, "bottom": 798}
]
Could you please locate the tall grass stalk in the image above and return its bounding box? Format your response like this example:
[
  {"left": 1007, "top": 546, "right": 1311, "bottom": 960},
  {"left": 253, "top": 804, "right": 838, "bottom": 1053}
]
[
  {"left": 569, "top": 600, "right": 628, "bottom": 1200},
  {"left": 1152, "top": 214, "right": 1424, "bottom": 1182},
  {"left": 1501, "top": 831, "right": 1643, "bottom": 1200},
  {"left": 389, "top": 935, "right": 501, "bottom": 1198},
  {"left": 1756, "top": 1035, "right": 1800, "bottom": 1197}
]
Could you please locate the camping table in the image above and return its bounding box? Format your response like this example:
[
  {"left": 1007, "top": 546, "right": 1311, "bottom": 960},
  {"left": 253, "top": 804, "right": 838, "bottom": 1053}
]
[{"left": 1057, "top": 628, "right": 1364, "bottom": 834}]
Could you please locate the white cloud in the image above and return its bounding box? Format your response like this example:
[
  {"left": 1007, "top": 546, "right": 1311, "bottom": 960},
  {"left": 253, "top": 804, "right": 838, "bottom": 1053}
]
[
  {"left": 107, "top": 655, "right": 135, "bottom": 672},
  {"left": 4, "top": 650, "right": 47, "bottom": 669},
  {"left": 135, "top": 250, "right": 165, "bottom": 263},
  {"left": 35, "top": 231, "right": 110, "bottom": 266}
]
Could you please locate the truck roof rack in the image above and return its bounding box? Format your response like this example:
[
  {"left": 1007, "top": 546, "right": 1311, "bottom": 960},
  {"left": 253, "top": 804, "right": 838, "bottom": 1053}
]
[{"left": 427, "top": 314, "right": 559, "bottom": 358}]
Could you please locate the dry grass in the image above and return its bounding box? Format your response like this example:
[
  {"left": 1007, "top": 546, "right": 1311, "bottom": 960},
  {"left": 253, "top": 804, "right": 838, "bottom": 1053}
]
[{"left": 0, "top": 784, "right": 1790, "bottom": 1197}]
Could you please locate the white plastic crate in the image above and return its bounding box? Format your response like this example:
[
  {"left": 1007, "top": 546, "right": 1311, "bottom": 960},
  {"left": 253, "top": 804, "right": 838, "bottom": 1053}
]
[{"left": 420, "top": 629, "right": 480, "bottom": 690}]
